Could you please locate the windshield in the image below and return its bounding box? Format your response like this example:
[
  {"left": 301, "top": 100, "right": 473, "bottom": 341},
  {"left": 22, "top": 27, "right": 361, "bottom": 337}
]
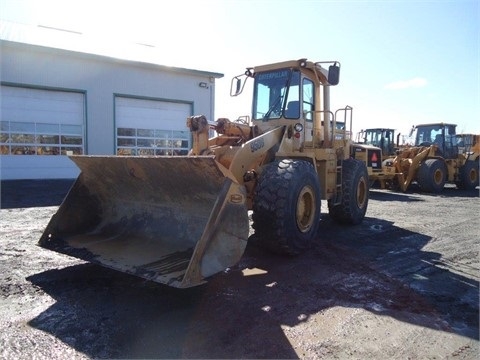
[
  {"left": 415, "top": 124, "right": 455, "bottom": 146},
  {"left": 252, "top": 69, "right": 300, "bottom": 120},
  {"left": 456, "top": 134, "right": 473, "bottom": 147},
  {"left": 365, "top": 130, "right": 381, "bottom": 145},
  {"left": 415, "top": 125, "right": 443, "bottom": 145},
  {"left": 365, "top": 129, "right": 392, "bottom": 146}
]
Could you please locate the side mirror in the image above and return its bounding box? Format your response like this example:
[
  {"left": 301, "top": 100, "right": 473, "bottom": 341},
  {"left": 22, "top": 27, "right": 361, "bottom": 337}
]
[
  {"left": 328, "top": 63, "right": 340, "bottom": 86},
  {"left": 408, "top": 125, "right": 415, "bottom": 137},
  {"left": 230, "top": 75, "right": 243, "bottom": 96},
  {"left": 230, "top": 70, "right": 253, "bottom": 96}
]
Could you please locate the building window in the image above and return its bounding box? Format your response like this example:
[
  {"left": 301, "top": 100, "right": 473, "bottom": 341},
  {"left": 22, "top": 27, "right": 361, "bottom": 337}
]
[
  {"left": 116, "top": 127, "right": 190, "bottom": 156},
  {"left": 0, "top": 121, "right": 84, "bottom": 155}
]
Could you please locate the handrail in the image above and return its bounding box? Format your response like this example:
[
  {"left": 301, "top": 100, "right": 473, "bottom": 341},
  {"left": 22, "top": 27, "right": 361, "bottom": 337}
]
[
  {"left": 334, "top": 106, "right": 353, "bottom": 141},
  {"left": 304, "top": 106, "right": 353, "bottom": 147}
]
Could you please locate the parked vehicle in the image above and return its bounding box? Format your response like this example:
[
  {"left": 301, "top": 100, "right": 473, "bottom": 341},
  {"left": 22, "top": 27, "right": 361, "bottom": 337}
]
[
  {"left": 374, "top": 123, "right": 479, "bottom": 192},
  {"left": 40, "top": 58, "right": 371, "bottom": 288}
]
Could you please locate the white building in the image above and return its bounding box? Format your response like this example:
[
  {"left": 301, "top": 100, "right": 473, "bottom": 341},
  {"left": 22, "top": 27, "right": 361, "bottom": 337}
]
[{"left": 0, "top": 21, "right": 223, "bottom": 180}]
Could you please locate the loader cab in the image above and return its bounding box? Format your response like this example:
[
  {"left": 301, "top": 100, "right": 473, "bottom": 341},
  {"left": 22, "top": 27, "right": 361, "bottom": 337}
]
[
  {"left": 413, "top": 123, "right": 458, "bottom": 158},
  {"left": 246, "top": 65, "right": 319, "bottom": 146},
  {"left": 456, "top": 133, "right": 480, "bottom": 155},
  {"left": 251, "top": 68, "right": 315, "bottom": 122},
  {"left": 231, "top": 59, "right": 341, "bottom": 145},
  {"left": 358, "top": 128, "right": 396, "bottom": 156}
]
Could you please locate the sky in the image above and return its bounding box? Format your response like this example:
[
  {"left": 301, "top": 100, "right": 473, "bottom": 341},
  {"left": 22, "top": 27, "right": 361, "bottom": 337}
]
[{"left": 1, "top": 0, "right": 479, "bottom": 138}]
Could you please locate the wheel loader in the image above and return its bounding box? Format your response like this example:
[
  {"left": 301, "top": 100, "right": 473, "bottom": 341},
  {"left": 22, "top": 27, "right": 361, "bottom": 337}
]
[
  {"left": 377, "top": 123, "right": 479, "bottom": 192},
  {"left": 456, "top": 133, "right": 480, "bottom": 155},
  {"left": 39, "top": 58, "right": 370, "bottom": 288},
  {"left": 356, "top": 128, "right": 401, "bottom": 156},
  {"left": 350, "top": 128, "right": 400, "bottom": 187}
]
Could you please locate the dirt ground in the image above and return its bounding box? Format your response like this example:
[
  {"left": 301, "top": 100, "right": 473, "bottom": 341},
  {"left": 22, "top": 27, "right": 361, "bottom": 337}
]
[{"left": 0, "top": 180, "right": 479, "bottom": 359}]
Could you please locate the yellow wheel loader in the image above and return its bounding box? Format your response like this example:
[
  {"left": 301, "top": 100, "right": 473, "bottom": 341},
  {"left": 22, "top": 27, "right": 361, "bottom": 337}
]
[
  {"left": 39, "top": 58, "right": 370, "bottom": 288},
  {"left": 379, "top": 123, "right": 479, "bottom": 192},
  {"left": 356, "top": 128, "right": 401, "bottom": 156},
  {"left": 456, "top": 133, "right": 480, "bottom": 155}
]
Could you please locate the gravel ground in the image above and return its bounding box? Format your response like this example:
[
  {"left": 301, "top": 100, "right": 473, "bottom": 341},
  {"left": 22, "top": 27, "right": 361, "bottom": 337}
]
[{"left": 0, "top": 180, "right": 479, "bottom": 359}]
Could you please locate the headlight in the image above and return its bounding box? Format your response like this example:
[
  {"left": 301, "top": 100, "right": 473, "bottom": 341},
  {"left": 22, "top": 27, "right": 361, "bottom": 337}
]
[{"left": 294, "top": 123, "right": 303, "bottom": 132}]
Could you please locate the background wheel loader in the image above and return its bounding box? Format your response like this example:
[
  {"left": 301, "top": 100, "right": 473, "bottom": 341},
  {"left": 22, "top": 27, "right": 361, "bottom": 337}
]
[
  {"left": 456, "top": 133, "right": 480, "bottom": 155},
  {"left": 377, "top": 123, "right": 479, "bottom": 192},
  {"left": 39, "top": 58, "right": 371, "bottom": 288},
  {"left": 356, "top": 128, "right": 401, "bottom": 156}
]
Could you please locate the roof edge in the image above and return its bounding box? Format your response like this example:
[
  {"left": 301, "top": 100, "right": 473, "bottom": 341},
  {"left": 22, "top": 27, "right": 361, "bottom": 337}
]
[{"left": 0, "top": 20, "right": 223, "bottom": 79}]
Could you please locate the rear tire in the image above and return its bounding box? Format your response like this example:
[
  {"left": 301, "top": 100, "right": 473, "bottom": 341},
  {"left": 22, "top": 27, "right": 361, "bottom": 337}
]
[
  {"left": 417, "top": 159, "right": 446, "bottom": 193},
  {"left": 252, "top": 159, "right": 321, "bottom": 255},
  {"left": 328, "top": 158, "right": 369, "bottom": 225},
  {"left": 457, "top": 160, "right": 479, "bottom": 190}
]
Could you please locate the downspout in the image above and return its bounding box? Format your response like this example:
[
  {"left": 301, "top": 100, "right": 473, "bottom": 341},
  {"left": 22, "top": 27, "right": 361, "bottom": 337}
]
[{"left": 209, "top": 79, "right": 215, "bottom": 121}]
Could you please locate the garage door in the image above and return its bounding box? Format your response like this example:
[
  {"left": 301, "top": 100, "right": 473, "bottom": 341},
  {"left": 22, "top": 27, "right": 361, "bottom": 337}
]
[
  {"left": 0, "top": 86, "right": 84, "bottom": 180},
  {"left": 115, "top": 97, "right": 192, "bottom": 156}
]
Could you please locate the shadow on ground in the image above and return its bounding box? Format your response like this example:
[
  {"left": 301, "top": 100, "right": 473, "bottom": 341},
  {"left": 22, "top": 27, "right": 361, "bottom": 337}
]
[
  {"left": 1, "top": 179, "right": 75, "bottom": 209},
  {"left": 26, "top": 215, "right": 479, "bottom": 359}
]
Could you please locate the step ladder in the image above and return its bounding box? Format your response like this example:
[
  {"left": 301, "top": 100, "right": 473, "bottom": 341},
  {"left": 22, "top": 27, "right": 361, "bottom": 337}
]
[{"left": 334, "top": 160, "right": 342, "bottom": 205}]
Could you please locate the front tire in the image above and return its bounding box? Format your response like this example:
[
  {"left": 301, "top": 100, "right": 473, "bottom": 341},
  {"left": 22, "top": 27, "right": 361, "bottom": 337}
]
[
  {"left": 252, "top": 159, "right": 321, "bottom": 255},
  {"left": 417, "top": 159, "right": 446, "bottom": 193},
  {"left": 328, "top": 158, "right": 369, "bottom": 225}
]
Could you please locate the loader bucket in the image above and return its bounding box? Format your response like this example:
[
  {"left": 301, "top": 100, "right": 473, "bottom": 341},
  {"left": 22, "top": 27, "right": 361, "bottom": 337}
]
[{"left": 39, "top": 156, "right": 249, "bottom": 288}]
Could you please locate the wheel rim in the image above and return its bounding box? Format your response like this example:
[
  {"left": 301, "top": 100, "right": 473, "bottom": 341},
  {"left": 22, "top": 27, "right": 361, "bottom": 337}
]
[
  {"left": 296, "top": 185, "right": 315, "bottom": 233},
  {"left": 469, "top": 168, "right": 477, "bottom": 183},
  {"left": 356, "top": 176, "right": 368, "bottom": 209},
  {"left": 434, "top": 168, "right": 444, "bottom": 185}
]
